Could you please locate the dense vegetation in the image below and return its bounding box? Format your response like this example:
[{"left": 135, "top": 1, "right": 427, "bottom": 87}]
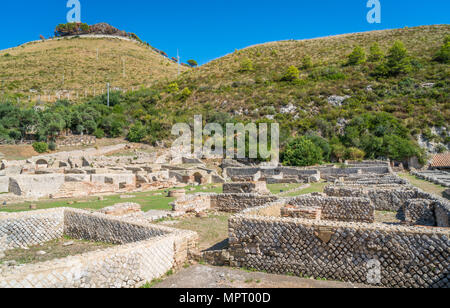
[{"left": 0, "top": 25, "right": 448, "bottom": 165}]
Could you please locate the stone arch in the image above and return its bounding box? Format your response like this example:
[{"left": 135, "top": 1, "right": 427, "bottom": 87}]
[
  {"left": 35, "top": 159, "right": 48, "bottom": 165},
  {"left": 193, "top": 172, "right": 204, "bottom": 185}
]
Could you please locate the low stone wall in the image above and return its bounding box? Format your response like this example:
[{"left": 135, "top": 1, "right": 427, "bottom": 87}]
[
  {"left": 324, "top": 185, "right": 417, "bottom": 211},
  {"left": 0, "top": 208, "right": 198, "bottom": 288},
  {"left": 403, "top": 199, "right": 435, "bottom": 226},
  {"left": 224, "top": 167, "right": 320, "bottom": 183},
  {"left": 0, "top": 208, "right": 65, "bottom": 251},
  {"left": 171, "top": 193, "right": 212, "bottom": 213},
  {"left": 228, "top": 203, "right": 450, "bottom": 288},
  {"left": 57, "top": 135, "right": 96, "bottom": 147},
  {"left": 171, "top": 193, "right": 279, "bottom": 214},
  {"left": 320, "top": 166, "right": 390, "bottom": 178},
  {"left": 288, "top": 195, "right": 375, "bottom": 223},
  {"left": 211, "top": 194, "right": 279, "bottom": 213},
  {"left": 223, "top": 182, "right": 270, "bottom": 194},
  {"left": 324, "top": 184, "right": 450, "bottom": 227}
]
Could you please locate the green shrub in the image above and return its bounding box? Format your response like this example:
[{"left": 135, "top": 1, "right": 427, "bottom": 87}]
[
  {"left": 179, "top": 87, "right": 192, "bottom": 100},
  {"left": 281, "top": 136, "right": 323, "bottom": 167},
  {"left": 167, "top": 82, "right": 179, "bottom": 93},
  {"left": 374, "top": 41, "right": 411, "bottom": 77},
  {"left": 32, "top": 142, "right": 48, "bottom": 153},
  {"left": 347, "top": 45, "right": 366, "bottom": 65},
  {"left": 93, "top": 128, "right": 105, "bottom": 139},
  {"left": 305, "top": 134, "right": 331, "bottom": 162},
  {"left": 309, "top": 66, "right": 346, "bottom": 81},
  {"left": 127, "top": 122, "right": 147, "bottom": 143},
  {"left": 368, "top": 43, "right": 384, "bottom": 62},
  {"left": 281, "top": 65, "right": 300, "bottom": 82},
  {"left": 239, "top": 58, "right": 254, "bottom": 72},
  {"left": 331, "top": 144, "right": 347, "bottom": 162},
  {"left": 346, "top": 147, "right": 366, "bottom": 160},
  {"left": 433, "top": 35, "right": 450, "bottom": 64},
  {"left": 48, "top": 141, "right": 57, "bottom": 151},
  {"left": 302, "top": 56, "right": 313, "bottom": 69}
]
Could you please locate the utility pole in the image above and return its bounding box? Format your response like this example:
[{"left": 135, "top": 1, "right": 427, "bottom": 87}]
[
  {"left": 96, "top": 48, "right": 99, "bottom": 61},
  {"left": 107, "top": 83, "right": 110, "bottom": 107}
]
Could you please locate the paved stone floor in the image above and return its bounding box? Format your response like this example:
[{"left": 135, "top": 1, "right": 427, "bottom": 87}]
[{"left": 154, "top": 265, "right": 373, "bottom": 288}]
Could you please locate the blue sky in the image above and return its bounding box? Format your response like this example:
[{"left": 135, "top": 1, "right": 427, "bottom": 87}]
[{"left": 0, "top": 0, "right": 448, "bottom": 64}]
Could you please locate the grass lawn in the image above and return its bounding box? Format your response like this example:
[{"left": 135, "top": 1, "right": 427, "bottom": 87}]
[
  {"left": 267, "top": 183, "right": 305, "bottom": 195},
  {"left": 0, "top": 235, "right": 116, "bottom": 265},
  {"left": 282, "top": 182, "right": 328, "bottom": 197},
  {"left": 157, "top": 212, "right": 232, "bottom": 251},
  {"left": 398, "top": 172, "right": 448, "bottom": 199},
  {"left": 0, "top": 184, "right": 223, "bottom": 213}
]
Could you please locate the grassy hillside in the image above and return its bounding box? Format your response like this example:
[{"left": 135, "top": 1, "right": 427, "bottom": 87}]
[
  {"left": 0, "top": 25, "right": 448, "bottom": 164},
  {"left": 170, "top": 25, "right": 448, "bottom": 128},
  {"left": 0, "top": 36, "right": 186, "bottom": 98}
]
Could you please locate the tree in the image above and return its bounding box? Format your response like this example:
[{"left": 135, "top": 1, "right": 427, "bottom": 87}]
[
  {"left": 375, "top": 41, "right": 412, "bottom": 77},
  {"left": 368, "top": 42, "right": 384, "bottom": 62},
  {"left": 347, "top": 46, "right": 366, "bottom": 65},
  {"left": 331, "top": 144, "right": 347, "bottom": 162},
  {"left": 187, "top": 59, "right": 198, "bottom": 67},
  {"left": 305, "top": 134, "right": 331, "bottom": 162},
  {"left": 433, "top": 35, "right": 450, "bottom": 64},
  {"left": 281, "top": 65, "right": 300, "bottom": 82},
  {"left": 346, "top": 147, "right": 366, "bottom": 161},
  {"left": 127, "top": 122, "right": 147, "bottom": 142},
  {"left": 302, "top": 56, "right": 313, "bottom": 69},
  {"left": 281, "top": 136, "right": 323, "bottom": 167}
]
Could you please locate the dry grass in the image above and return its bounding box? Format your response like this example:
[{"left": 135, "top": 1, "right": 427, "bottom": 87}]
[
  {"left": 162, "top": 25, "right": 449, "bottom": 130},
  {"left": 0, "top": 236, "right": 116, "bottom": 265},
  {"left": 398, "top": 172, "right": 448, "bottom": 199},
  {"left": 158, "top": 212, "right": 232, "bottom": 251},
  {"left": 0, "top": 36, "right": 187, "bottom": 97}
]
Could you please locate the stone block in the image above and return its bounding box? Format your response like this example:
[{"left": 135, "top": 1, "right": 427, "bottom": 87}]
[{"left": 8, "top": 174, "right": 65, "bottom": 198}]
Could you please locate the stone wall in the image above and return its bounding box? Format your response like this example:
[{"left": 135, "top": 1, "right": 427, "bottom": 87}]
[
  {"left": 228, "top": 204, "right": 450, "bottom": 288},
  {"left": 211, "top": 194, "right": 279, "bottom": 213},
  {"left": 223, "top": 182, "right": 270, "bottom": 194},
  {"left": 288, "top": 195, "right": 375, "bottom": 223},
  {"left": 324, "top": 185, "right": 417, "bottom": 211},
  {"left": 0, "top": 208, "right": 64, "bottom": 251},
  {"left": 0, "top": 176, "right": 8, "bottom": 193},
  {"left": 224, "top": 167, "right": 320, "bottom": 183},
  {"left": 9, "top": 174, "right": 65, "bottom": 198},
  {"left": 64, "top": 210, "right": 168, "bottom": 244},
  {"left": 56, "top": 135, "right": 96, "bottom": 147},
  {"left": 171, "top": 193, "right": 279, "bottom": 214},
  {"left": 324, "top": 184, "right": 450, "bottom": 227},
  {"left": 403, "top": 199, "right": 436, "bottom": 226},
  {"left": 0, "top": 208, "right": 198, "bottom": 288}
]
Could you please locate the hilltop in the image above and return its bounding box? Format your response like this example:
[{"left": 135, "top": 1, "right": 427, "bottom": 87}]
[
  {"left": 0, "top": 25, "right": 448, "bottom": 165},
  {"left": 0, "top": 32, "right": 187, "bottom": 99}
]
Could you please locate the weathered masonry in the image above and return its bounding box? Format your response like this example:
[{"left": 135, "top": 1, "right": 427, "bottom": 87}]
[
  {"left": 0, "top": 208, "right": 197, "bottom": 288},
  {"left": 228, "top": 202, "right": 450, "bottom": 288}
]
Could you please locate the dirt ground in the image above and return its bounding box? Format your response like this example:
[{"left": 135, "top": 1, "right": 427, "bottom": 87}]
[
  {"left": 0, "top": 237, "right": 116, "bottom": 265},
  {"left": 153, "top": 265, "right": 373, "bottom": 288}
]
